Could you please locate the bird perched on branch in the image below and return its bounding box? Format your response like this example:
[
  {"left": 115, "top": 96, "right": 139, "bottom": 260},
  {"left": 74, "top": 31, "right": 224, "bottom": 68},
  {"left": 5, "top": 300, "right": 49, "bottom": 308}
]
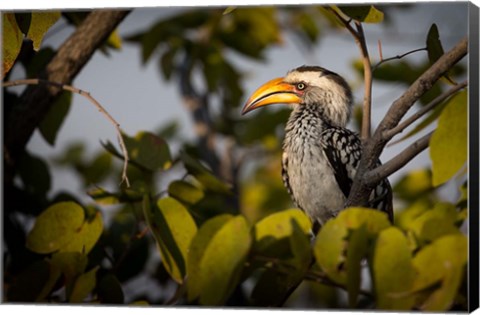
[{"left": 242, "top": 66, "right": 393, "bottom": 228}]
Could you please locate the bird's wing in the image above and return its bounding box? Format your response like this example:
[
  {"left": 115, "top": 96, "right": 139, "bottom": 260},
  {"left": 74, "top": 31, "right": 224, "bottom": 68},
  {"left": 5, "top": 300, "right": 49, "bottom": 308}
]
[
  {"left": 320, "top": 127, "right": 362, "bottom": 198},
  {"left": 321, "top": 127, "right": 394, "bottom": 221}
]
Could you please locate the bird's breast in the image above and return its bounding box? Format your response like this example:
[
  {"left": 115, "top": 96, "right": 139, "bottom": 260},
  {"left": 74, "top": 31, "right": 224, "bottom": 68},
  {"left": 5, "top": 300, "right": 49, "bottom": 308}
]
[{"left": 283, "top": 121, "right": 346, "bottom": 225}]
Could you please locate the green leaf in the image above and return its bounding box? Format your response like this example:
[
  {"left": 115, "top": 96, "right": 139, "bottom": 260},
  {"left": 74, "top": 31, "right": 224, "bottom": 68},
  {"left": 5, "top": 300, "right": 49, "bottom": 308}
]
[
  {"left": 97, "top": 274, "right": 124, "bottom": 304},
  {"left": 18, "top": 151, "right": 51, "bottom": 199},
  {"left": 87, "top": 186, "right": 120, "bottom": 205},
  {"left": 58, "top": 210, "right": 103, "bottom": 254},
  {"left": 336, "top": 5, "right": 384, "bottom": 23},
  {"left": 168, "top": 180, "right": 205, "bottom": 205},
  {"left": 7, "top": 260, "right": 50, "bottom": 302},
  {"left": 144, "top": 196, "right": 197, "bottom": 283},
  {"left": 188, "top": 215, "right": 251, "bottom": 305},
  {"left": 373, "top": 227, "right": 416, "bottom": 310},
  {"left": 26, "top": 202, "right": 85, "bottom": 254},
  {"left": 2, "top": 13, "right": 23, "bottom": 77},
  {"left": 335, "top": 207, "right": 391, "bottom": 233},
  {"left": 26, "top": 12, "right": 61, "bottom": 51},
  {"left": 69, "top": 266, "right": 99, "bottom": 303},
  {"left": 82, "top": 151, "right": 113, "bottom": 184},
  {"left": 426, "top": 24, "right": 455, "bottom": 84},
  {"left": 14, "top": 13, "right": 31, "bottom": 34},
  {"left": 187, "top": 214, "right": 232, "bottom": 301},
  {"left": 125, "top": 131, "right": 172, "bottom": 171},
  {"left": 180, "top": 151, "right": 232, "bottom": 194},
  {"left": 409, "top": 202, "right": 460, "bottom": 244},
  {"left": 393, "top": 169, "right": 433, "bottom": 201},
  {"left": 159, "top": 47, "right": 177, "bottom": 80},
  {"left": 314, "top": 208, "right": 390, "bottom": 285},
  {"left": 426, "top": 24, "right": 444, "bottom": 65},
  {"left": 430, "top": 90, "right": 467, "bottom": 186},
  {"left": 412, "top": 234, "right": 467, "bottom": 311},
  {"left": 254, "top": 208, "right": 312, "bottom": 257},
  {"left": 107, "top": 29, "right": 122, "bottom": 49},
  {"left": 251, "top": 218, "right": 311, "bottom": 306},
  {"left": 38, "top": 252, "right": 88, "bottom": 301},
  {"left": 314, "top": 219, "right": 348, "bottom": 284},
  {"left": 39, "top": 91, "right": 72, "bottom": 146},
  {"left": 223, "top": 7, "right": 236, "bottom": 15}
]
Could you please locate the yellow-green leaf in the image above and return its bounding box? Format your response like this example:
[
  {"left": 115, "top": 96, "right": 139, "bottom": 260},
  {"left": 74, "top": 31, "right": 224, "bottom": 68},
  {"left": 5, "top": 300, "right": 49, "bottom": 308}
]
[
  {"left": 26, "top": 11, "right": 61, "bottom": 51},
  {"left": 336, "top": 207, "right": 391, "bottom": 233},
  {"left": 314, "top": 219, "right": 349, "bottom": 284},
  {"left": 168, "top": 180, "right": 204, "bottom": 204},
  {"left": 155, "top": 197, "right": 197, "bottom": 283},
  {"left": 373, "top": 227, "right": 416, "bottom": 310},
  {"left": 188, "top": 215, "right": 251, "bottom": 305},
  {"left": 409, "top": 202, "right": 460, "bottom": 244},
  {"left": 412, "top": 234, "right": 467, "bottom": 311},
  {"left": 187, "top": 214, "right": 233, "bottom": 301},
  {"left": 107, "top": 29, "right": 122, "bottom": 49},
  {"left": 254, "top": 208, "right": 312, "bottom": 256},
  {"left": 2, "top": 13, "right": 23, "bottom": 77},
  {"left": 69, "top": 266, "right": 99, "bottom": 303},
  {"left": 26, "top": 202, "right": 85, "bottom": 254},
  {"left": 59, "top": 210, "right": 103, "bottom": 254},
  {"left": 124, "top": 131, "right": 172, "bottom": 171},
  {"left": 346, "top": 225, "right": 368, "bottom": 307},
  {"left": 430, "top": 90, "right": 467, "bottom": 186},
  {"left": 39, "top": 91, "right": 72, "bottom": 146}
]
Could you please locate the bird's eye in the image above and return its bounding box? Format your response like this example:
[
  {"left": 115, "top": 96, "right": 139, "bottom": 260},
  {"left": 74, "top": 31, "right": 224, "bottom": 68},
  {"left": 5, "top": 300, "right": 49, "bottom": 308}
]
[{"left": 296, "top": 82, "right": 306, "bottom": 90}]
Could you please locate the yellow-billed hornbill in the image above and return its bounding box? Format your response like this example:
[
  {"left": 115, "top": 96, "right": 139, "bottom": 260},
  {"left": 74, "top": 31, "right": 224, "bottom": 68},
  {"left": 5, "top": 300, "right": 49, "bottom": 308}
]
[{"left": 242, "top": 66, "right": 393, "bottom": 227}]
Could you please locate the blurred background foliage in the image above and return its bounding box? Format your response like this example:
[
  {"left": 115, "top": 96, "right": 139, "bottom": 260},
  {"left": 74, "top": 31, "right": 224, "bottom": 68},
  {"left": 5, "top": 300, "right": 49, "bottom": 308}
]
[{"left": 2, "top": 4, "right": 469, "bottom": 311}]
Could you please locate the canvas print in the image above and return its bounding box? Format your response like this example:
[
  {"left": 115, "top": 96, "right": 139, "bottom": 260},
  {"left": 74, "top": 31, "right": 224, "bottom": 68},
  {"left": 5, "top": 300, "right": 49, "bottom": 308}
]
[{"left": 2, "top": 2, "right": 478, "bottom": 312}]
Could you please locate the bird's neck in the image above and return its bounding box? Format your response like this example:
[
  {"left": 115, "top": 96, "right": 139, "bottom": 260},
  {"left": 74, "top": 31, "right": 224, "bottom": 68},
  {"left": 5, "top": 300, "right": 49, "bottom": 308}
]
[{"left": 284, "top": 103, "right": 332, "bottom": 149}]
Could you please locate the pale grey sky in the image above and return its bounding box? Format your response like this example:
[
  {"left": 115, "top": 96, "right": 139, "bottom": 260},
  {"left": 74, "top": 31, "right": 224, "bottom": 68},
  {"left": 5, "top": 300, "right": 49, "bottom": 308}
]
[{"left": 18, "top": 3, "right": 469, "bottom": 203}]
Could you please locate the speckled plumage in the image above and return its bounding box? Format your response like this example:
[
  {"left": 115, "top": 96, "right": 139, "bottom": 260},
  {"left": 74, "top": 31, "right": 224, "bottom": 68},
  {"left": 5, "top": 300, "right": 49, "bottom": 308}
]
[
  {"left": 242, "top": 65, "right": 393, "bottom": 227},
  {"left": 280, "top": 66, "right": 392, "bottom": 225}
]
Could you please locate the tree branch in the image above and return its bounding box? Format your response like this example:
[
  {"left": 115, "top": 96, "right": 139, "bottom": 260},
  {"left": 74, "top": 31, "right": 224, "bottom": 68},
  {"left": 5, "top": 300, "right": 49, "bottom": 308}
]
[
  {"left": 364, "top": 131, "right": 433, "bottom": 185},
  {"left": 346, "top": 37, "right": 468, "bottom": 208},
  {"left": 4, "top": 10, "right": 130, "bottom": 186},
  {"left": 327, "top": 7, "right": 373, "bottom": 140},
  {"left": 354, "top": 21, "right": 373, "bottom": 140},
  {"left": 3, "top": 79, "right": 131, "bottom": 187},
  {"left": 384, "top": 80, "right": 468, "bottom": 140},
  {"left": 372, "top": 47, "right": 427, "bottom": 72}
]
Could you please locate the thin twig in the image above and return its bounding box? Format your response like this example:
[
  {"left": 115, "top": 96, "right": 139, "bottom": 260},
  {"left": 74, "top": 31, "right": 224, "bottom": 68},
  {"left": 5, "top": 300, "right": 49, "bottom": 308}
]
[
  {"left": 354, "top": 21, "right": 373, "bottom": 140},
  {"left": 345, "top": 37, "right": 467, "bottom": 208},
  {"left": 3, "top": 78, "right": 130, "bottom": 187},
  {"left": 384, "top": 80, "right": 468, "bottom": 140},
  {"left": 372, "top": 47, "right": 427, "bottom": 72},
  {"left": 364, "top": 131, "right": 433, "bottom": 186},
  {"left": 326, "top": 7, "right": 358, "bottom": 37},
  {"left": 377, "top": 39, "right": 383, "bottom": 61}
]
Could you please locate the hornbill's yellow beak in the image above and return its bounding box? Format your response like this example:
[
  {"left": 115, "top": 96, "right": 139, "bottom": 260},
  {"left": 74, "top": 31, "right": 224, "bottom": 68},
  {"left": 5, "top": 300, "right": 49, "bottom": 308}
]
[{"left": 241, "top": 77, "right": 302, "bottom": 115}]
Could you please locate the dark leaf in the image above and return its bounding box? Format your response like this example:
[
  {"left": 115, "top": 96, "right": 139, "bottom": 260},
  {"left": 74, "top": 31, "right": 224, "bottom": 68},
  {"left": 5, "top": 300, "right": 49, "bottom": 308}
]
[{"left": 39, "top": 91, "right": 72, "bottom": 146}]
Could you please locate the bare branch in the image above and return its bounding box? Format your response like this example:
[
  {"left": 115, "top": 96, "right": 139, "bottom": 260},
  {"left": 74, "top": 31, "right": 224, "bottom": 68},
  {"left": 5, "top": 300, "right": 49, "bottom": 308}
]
[
  {"left": 372, "top": 47, "right": 427, "bottom": 72},
  {"left": 3, "top": 78, "right": 131, "bottom": 187},
  {"left": 364, "top": 131, "right": 433, "bottom": 185},
  {"left": 384, "top": 80, "right": 468, "bottom": 140},
  {"left": 326, "top": 7, "right": 373, "bottom": 140},
  {"left": 346, "top": 37, "right": 468, "bottom": 208},
  {"left": 354, "top": 21, "right": 373, "bottom": 140}
]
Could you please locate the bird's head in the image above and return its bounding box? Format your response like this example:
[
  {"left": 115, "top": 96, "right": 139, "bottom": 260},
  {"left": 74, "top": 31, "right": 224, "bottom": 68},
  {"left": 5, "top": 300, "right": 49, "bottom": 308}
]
[{"left": 242, "top": 66, "right": 353, "bottom": 127}]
